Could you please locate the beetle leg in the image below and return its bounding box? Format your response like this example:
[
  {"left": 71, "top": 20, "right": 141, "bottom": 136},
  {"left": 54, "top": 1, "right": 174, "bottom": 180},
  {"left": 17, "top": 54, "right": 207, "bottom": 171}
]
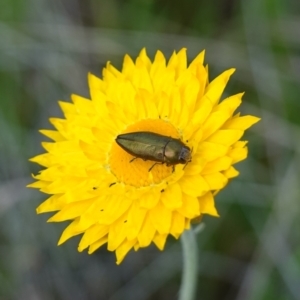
[
  {"left": 166, "top": 163, "right": 175, "bottom": 173},
  {"left": 130, "top": 157, "right": 147, "bottom": 163},
  {"left": 148, "top": 162, "right": 164, "bottom": 172},
  {"left": 130, "top": 157, "right": 138, "bottom": 163}
]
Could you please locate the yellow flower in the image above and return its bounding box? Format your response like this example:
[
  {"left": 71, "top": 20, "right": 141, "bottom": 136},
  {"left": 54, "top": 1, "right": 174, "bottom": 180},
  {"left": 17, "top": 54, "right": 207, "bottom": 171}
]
[{"left": 28, "top": 48, "right": 260, "bottom": 264}]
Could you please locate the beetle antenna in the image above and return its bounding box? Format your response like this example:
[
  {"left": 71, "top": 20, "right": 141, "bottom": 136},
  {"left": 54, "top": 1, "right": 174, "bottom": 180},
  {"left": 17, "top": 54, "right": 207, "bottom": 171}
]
[{"left": 183, "top": 159, "right": 192, "bottom": 170}]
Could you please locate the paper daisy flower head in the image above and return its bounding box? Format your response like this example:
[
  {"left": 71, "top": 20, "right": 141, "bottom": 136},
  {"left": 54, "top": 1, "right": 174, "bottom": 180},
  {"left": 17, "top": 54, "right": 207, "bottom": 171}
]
[{"left": 29, "top": 48, "right": 259, "bottom": 264}]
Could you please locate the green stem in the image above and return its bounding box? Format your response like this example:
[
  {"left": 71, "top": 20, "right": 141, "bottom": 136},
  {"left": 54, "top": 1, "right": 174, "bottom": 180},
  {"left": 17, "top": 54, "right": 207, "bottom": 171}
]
[{"left": 178, "top": 228, "right": 199, "bottom": 300}]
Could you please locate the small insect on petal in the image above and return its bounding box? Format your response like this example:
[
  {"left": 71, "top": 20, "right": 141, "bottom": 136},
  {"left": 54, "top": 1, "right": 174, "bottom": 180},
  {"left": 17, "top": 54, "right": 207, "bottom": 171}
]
[{"left": 115, "top": 131, "right": 192, "bottom": 170}]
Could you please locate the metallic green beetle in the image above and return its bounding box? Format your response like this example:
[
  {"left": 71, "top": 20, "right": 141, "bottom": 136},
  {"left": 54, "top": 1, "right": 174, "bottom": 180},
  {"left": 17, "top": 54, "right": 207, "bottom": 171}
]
[{"left": 115, "top": 131, "right": 192, "bottom": 171}]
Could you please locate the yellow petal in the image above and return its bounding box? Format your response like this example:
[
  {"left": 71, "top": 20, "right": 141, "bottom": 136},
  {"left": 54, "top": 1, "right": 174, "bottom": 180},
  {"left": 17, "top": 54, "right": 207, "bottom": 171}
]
[
  {"left": 48, "top": 198, "right": 95, "bottom": 222},
  {"left": 48, "top": 118, "right": 67, "bottom": 134},
  {"left": 150, "top": 51, "right": 168, "bottom": 92},
  {"left": 149, "top": 202, "right": 172, "bottom": 234},
  {"left": 39, "top": 130, "right": 65, "bottom": 142},
  {"left": 58, "top": 218, "right": 84, "bottom": 245},
  {"left": 214, "top": 93, "right": 243, "bottom": 115},
  {"left": 140, "top": 189, "right": 160, "bottom": 209},
  {"left": 27, "top": 180, "right": 49, "bottom": 189},
  {"left": 167, "top": 48, "right": 187, "bottom": 78},
  {"left": 87, "top": 73, "right": 109, "bottom": 116},
  {"left": 58, "top": 101, "right": 76, "bottom": 116},
  {"left": 179, "top": 76, "right": 200, "bottom": 114},
  {"left": 185, "top": 218, "right": 191, "bottom": 229},
  {"left": 88, "top": 236, "right": 108, "bottom": 254},
  {"left": 170, "top": 211, "right": 185, "bottom": 238},
  {"left": 196, "top": 141, "right": 228, "bottom": 162},
  {"left": 29, "top": 153, "right": 55, "bottom": 167},
  {"left": 157, "top": 91, "right": 171, "bottom": 119},
  {"left": 153, "top": 233, "right": 168, "bottom": 250},
  {"left": 179, "top": 175, "right": 210, "bottom": 198},
  {"left": 176, "top": 48, "right": 187, "bottom": 74},
  {"left": 116, "top": 239, "right": 136, "bottom": 265},
  {"left": 207, "top": 129, "right": 244, "bottom": 146},
  {"left": 79, "top": 140, "right": 107, "bottom": 162},
  {"left": 107, "top": 214, "right": 128, "bottom": 251},
  {"left": 71, "top": 94, "right": 95, "bottom": 114},
  {"left": 204, "top": 68, "right": 235, "bottom": 106},
  {"left": 223, "top": 166, "right": 239, "bottom": 178},
  {"left": 223, "top": 115, "right": 261, "bottom": 130},
  {"left": 78, "top": 224, "right": 109, "bottom": 251},
  {"left": 203, "top": 172, "right": 228, "bottom": 190},
  {"left": 134, "top": 91, "right": 148, "bottom": 120},
  {"left": 122, "top": 54, "right": 135, "bottom": 77},
  {"left": 126, "top": 202, "right": 147, "bottom": 240},
  {"left": 94, "top": 195, "right": 132, "bottom": 225},
  {"left": 106, "top": 61, "right": 122, "bottom": 78},
  {"left": 229, "top": 145, "right": 248, "bottom": 164},
  {"left": 134, "top": 243, "right": 140, "bottom": 251},
  {"left": 190, "top": 97, "right": 213, "bottom": 128},
  {"left": 184, "top": 154, "right": 206, "bottom": 176},
  {"left": 161, "top": 182, "right": 182, "bottom": 209},
  {"left": 133, "top": 61, "right": 153, "bottom": 92},
  {"left": 176, "top": 194, "right": 200, "bottom": 218},
  {"left": 201, "top": 156, "right": 232, "bottom": 174},
  {"left": 138, "top": 48, "right": 151, "bottom": 70},
  {"left": 202, "top": 111, "right": 231, "bottom": 140},
  {"left": 199, "top": 192, "right": 219, "bottom": 216},
  {"left": 189, "top": 50, "right": 205, "bottom": 68},
  {"left": 195, "top": 64, "right": 208, "bottom": 101},
  {"left": 137, "top": 213, "right": 156, "bottom": 247},
  {"left": 36, "top": 194, "right": 64, "bottom": 213}
]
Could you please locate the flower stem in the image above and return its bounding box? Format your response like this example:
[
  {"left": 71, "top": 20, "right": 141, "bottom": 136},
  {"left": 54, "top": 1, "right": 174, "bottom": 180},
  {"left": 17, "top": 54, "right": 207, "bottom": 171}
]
[{"left": 178, "top": 228, "right": 200, "bottom": 300}]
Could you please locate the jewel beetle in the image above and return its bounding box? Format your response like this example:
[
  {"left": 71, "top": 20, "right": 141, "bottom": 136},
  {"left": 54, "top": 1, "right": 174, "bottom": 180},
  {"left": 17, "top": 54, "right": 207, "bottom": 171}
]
[{"left": 115, "top": 131, "right": 191, "bottom": 171}]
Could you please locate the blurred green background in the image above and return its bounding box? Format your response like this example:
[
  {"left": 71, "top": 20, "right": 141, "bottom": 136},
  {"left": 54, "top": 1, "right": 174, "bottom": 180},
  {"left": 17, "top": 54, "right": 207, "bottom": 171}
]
[{"left": 1, "top": 0, "right": 300, "bottom": 299}]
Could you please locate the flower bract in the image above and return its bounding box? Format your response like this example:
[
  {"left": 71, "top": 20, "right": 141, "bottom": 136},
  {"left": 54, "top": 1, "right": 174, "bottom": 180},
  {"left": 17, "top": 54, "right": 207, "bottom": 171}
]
[{"left": 28, "top": 48, "right": 260, "bottom": 264}]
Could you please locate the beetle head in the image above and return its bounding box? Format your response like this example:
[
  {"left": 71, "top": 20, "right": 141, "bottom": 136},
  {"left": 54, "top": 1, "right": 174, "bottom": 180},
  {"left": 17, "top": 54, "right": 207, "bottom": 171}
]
[{"left": 179, "top": 146, "right": 192, "bottom": 164}]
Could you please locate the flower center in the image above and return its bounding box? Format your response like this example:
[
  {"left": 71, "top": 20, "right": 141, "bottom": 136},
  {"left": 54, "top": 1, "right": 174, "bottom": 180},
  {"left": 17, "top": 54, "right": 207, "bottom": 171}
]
[{"left": 109, "top": 119, "right": 180, "bottom": 187}]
